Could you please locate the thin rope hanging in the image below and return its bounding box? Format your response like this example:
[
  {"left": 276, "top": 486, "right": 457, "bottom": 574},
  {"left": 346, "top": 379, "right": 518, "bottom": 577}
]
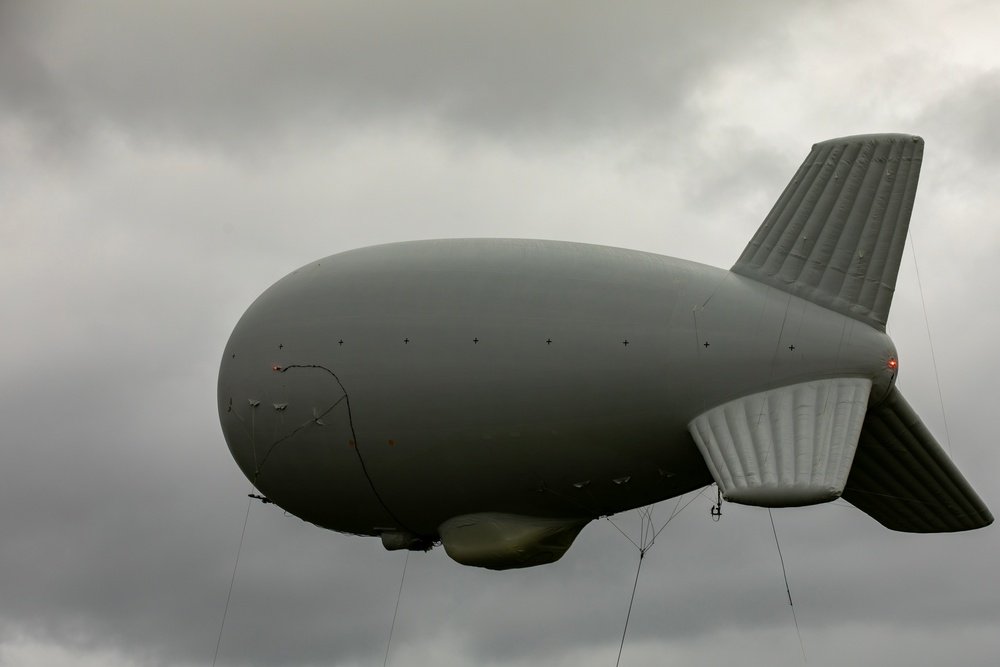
[
  {"left": 908, "top": 230, "right": 953, "bottom": 456},
  {"left": 768, "top": 509, "right": 807, "bottom": 664},
  {"left": 609, "top": 492, "right": 704, "bottom": 667},
  {"left": 615, "top": 548, "right": 645, "bottom": 667},
  {"left": 382, "top": 550, "right": 410, "bottom": 667},
  {"left": 213, "top": 493, "right": 254, "bottom": 667}
]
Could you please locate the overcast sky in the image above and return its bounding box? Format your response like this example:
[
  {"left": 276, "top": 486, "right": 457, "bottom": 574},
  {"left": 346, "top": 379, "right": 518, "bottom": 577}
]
[{"left": 2, "top": 1, "right": 998, "bottom": 666}]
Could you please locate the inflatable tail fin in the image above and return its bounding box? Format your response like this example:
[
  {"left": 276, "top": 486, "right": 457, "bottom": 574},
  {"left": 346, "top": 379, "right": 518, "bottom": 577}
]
[
  {"left": 844, "top": 388, "right": 993, "bottom": 532},
  {"left": 732, "top": 134, "right": 923, "bottom": 332}
]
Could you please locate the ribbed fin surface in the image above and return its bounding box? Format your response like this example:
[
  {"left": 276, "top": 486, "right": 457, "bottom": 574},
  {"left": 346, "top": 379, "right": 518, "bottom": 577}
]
[
  {"left": 688, "top": 378, "right": 872, "bottom": 507},
  {"left": 732, "top": 134, "right": 923, "bottom": 331},
  {"left": 843, "top": 389, "right": 993, "bottom": 532}
]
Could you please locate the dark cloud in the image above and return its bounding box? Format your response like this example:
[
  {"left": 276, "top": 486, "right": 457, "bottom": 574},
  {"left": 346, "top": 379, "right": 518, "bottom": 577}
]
[
  {"left": 0, "top": 1, "right": 799, "bottom": 154},
  {"left": 917, "top": 69, "right": 1000, "bottom": 190},
  {"left": 1, "top": 1, "right": 999, "bottom": 666}
]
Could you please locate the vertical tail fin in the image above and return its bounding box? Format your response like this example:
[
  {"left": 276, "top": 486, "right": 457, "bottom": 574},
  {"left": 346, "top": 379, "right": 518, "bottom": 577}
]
[{"left": 732, "top": 134, "right": 923, "bottom": 331}]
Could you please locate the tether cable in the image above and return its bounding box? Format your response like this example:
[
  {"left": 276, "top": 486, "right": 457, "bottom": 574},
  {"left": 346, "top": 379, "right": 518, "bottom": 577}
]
[
  {"left": 768, "top": 509, "right": 806, "bottom": 664},
  {"left": 383, "top": 550, "right": 410, "bottom": 667},
  {"left": 213, "top": 494, "right": 253, "bottom": 667}
]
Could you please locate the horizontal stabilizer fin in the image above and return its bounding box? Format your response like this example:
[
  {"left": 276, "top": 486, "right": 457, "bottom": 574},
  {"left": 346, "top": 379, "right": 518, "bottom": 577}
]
[
  {"left": 733, "top": 134, "right": 923, "bottom": 331},
  {"left": 688, "top": 378, "right": 871, "bottom": 507},
  {"left": 843, "top": 389, "right": 993, "bottom": 532}
]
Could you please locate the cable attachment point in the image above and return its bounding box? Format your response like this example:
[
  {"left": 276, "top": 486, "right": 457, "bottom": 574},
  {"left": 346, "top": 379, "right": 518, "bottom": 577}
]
[
  {"left": 248, "top": 493, "right": 273, "bottom": 504},
  {"left": 711, "top": 486, "right": 723, "bottom": 521}
]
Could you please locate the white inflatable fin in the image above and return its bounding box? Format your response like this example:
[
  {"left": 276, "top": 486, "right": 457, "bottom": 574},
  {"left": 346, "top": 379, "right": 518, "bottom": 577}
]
[{"left": 688, "top": 378, "right": 872, "bottom": 506}]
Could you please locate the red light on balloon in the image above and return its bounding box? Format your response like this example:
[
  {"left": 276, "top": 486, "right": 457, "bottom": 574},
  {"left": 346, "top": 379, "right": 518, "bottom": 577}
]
[{"left": 888, "top": 357, "right": 897, "bottom": 368}]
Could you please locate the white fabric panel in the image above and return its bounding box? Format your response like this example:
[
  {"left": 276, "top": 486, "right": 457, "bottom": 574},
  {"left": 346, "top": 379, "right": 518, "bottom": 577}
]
[{"left": 688, "top": 377, "right": 872, "bottom": 507}]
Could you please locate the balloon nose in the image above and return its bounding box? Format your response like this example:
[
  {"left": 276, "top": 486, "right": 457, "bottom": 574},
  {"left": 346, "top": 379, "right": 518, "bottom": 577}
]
[{"left": 218, "top": 349, "right": 394, "bottom": 535}]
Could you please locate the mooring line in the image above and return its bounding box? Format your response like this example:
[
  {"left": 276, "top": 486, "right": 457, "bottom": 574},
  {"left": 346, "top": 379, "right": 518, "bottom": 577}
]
[
  {"left": 213, "top": 494, "right": 253, "bottom": 667},
  {"left": 768, "top": 509, "right": 806, "bottom": 664},
  {"left": 383, "top": 550, "right": 410, "bottom": 667}
]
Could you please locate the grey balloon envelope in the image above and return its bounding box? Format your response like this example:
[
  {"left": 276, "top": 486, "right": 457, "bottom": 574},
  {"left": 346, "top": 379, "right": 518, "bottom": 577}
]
[{"left": 218, "top": 134, "right": 991, "bottom": 570}]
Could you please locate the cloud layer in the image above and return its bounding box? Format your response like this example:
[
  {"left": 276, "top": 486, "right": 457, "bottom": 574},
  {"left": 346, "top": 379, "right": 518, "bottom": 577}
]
[{"left": 1, "top": 2, "right": 998, "bottom": 666}]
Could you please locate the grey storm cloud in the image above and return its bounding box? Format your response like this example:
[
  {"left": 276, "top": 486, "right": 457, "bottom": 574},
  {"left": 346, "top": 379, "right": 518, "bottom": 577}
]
[
  {"left": 1, "top": 2, "right": 998, "bottom": 667},
  {"left": 0, "top": 1, "right": 800, "bottom": 151}
]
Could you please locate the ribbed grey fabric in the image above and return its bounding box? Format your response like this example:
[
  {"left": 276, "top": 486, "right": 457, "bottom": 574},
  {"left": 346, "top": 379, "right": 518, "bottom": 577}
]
[
  {"left": 733, "top": 134, "right": 923, "bottom": 331},
  {"left": 843, "top": 389, "right": 993, "bottom": 532}
]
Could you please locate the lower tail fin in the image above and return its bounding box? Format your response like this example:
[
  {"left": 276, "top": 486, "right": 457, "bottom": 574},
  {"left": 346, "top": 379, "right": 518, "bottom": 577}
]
[{"left": 844, "top": 388, "right": 993, "bottom": 532}]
